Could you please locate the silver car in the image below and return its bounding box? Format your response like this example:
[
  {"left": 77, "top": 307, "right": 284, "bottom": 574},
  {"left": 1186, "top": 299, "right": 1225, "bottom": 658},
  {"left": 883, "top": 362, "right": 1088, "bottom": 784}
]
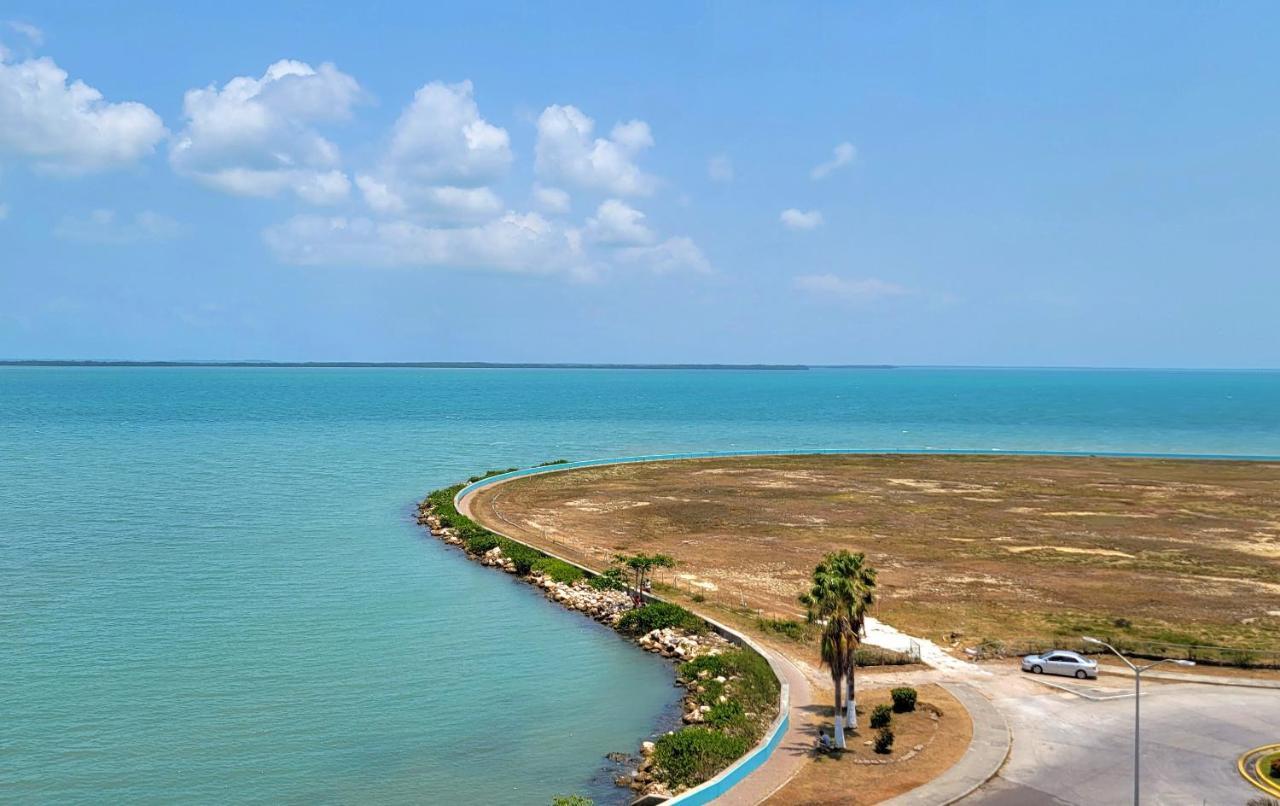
[{"left": 1022, "top": 650, "right": 1099, "bottom": 679}]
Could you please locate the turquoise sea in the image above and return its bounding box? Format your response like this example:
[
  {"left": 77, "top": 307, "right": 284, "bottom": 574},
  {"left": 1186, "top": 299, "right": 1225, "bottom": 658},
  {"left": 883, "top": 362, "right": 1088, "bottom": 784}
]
[{"left": 3, "top": 367, "right": 1279, "bottom": 804}]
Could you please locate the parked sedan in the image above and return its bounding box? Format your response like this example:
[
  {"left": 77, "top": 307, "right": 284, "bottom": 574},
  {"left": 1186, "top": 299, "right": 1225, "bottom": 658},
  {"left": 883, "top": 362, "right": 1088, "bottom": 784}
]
[{"left": 1022, "top": 650, "right": 1099, "bottom": 679}]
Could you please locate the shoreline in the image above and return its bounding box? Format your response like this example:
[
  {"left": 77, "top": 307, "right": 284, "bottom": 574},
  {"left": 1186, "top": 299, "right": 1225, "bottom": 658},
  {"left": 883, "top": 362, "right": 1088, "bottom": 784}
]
[{"left": 417, "top": 483, "right": 787, "bottom": 802}]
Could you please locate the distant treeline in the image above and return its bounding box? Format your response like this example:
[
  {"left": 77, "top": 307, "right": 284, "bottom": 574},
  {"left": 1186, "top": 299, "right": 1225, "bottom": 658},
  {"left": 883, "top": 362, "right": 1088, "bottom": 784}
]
[{"left": 0, "top": 360, "right": 874, "bottom": 370}]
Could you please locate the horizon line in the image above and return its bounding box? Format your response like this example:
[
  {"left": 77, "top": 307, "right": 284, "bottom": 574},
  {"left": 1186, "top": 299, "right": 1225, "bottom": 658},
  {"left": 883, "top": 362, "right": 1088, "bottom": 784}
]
[{"left": 2, "top": 359, "right": 1279, "bottom": 372}]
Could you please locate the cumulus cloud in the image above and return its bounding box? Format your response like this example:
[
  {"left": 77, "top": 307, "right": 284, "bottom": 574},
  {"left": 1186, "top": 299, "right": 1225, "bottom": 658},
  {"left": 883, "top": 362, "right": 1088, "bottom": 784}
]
[
  {"left": 385, "top": 80, "right": 511, "bottom": 186},
  {"left": 263, "top": 211, "right": 589, "bottom": 276},
  {"left": 352, "top": 80, "right": 510, "bottom": 221},
  {"left": 0, "top": 51, "right": 166, "bottom": 173},
  {"left": 708, "top": 154, "right": 733, "bottom": 183},
  {"left": 54, "top": 209, "right": 183, "bottom": 244},
  {"left": 584, "top": 199, "right": 654, "bottom": 245},
  {"left": 535, "top": 104, "right": 655, "bottom": 196},
  {"left": 533, "top": 184, "right": 570, "bottom": 215},
  {"left": 615, "top": 237, "right": 711, "bottom": 274},
  {"left": 810, "top": 141, "right": 856, "bottom": 180},
  {"left": 794, "top": 274, "right": 908, "bottom": 303},
  {"left": 780, "top": 208, "right": 823, "bottom": 230},
  {"left": 169, "top": 59, "right": 361, "bottom": 203}
]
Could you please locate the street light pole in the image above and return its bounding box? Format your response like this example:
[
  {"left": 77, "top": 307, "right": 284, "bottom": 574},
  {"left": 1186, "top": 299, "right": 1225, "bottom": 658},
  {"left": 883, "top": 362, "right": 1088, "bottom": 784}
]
[{"left": 1082, "top": 636, "right": 1195, "bottom": 805}]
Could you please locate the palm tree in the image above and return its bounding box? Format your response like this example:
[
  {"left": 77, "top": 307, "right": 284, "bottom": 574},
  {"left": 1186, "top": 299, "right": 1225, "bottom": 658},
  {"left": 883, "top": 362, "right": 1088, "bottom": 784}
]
[{"left": 800, "top": 550, "right": 877, "bottom": 748}]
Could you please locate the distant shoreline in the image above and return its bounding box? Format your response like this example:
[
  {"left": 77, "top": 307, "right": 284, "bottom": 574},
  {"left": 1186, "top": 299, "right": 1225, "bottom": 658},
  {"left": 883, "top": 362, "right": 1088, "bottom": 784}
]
[{"left": 0, "top": 360, "right": 835, "bottom": 370}]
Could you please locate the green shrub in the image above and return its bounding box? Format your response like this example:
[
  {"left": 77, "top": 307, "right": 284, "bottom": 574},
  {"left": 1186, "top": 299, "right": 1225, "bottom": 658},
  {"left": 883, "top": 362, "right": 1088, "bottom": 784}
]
[
  {"left": 873, "top": 726, "right": 894, "bottom": 754},
  {"left": 617, "top": 602, "right": 706, "bottom": 636},
  {"left": 705, "top": 700, "right": 752, "bottom": 737},
  {"left": 652, "top": 728, "right": 749, "bottom": 789},
  {"left": 533, "top": 557, "right": 585, "bottom": 584},
  {"left": 587, "top": 567, "right": 629, "bottom": 591},
  {"left": 464, "top": 533, "right": 500, "bottom": 555},
  {"left": 550, "top": 797, "right": 591, "bottom": 806},
  {"left": 755, "top": 618, "right": 813, "bottom": 643},
  {"left": 691, "top": 593, "right": 706, "bottom": 603},
  {"left": 891, "top": 687, "right": 917, "bottom": 713},
  {"left": 500, "top": 540, "right": 544, "bottom": 575},
  {"left": 870, "top": 704, "right": 893, "bottom": 729}
]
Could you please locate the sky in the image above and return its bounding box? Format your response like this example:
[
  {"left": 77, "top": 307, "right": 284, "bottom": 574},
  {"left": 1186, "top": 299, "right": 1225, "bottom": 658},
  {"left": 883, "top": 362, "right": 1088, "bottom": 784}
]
[{"left": 1, "top": 2, "right": 1278, "bottom": 367}]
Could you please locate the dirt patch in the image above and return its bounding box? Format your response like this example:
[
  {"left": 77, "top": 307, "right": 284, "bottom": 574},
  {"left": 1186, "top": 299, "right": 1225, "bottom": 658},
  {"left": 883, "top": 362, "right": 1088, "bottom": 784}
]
[
  {"left": 465, "top": 454, "right": 1280, "bottom": 650},
  {"left": 766, "top": 684, "right": 972, "bottom": 805}
]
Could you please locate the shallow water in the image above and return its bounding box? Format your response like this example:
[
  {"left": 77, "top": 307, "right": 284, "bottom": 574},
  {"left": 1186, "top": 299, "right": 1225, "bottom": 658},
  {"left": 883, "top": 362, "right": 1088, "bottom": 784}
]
[{"left": 2, "top": 366, "right": 1277, "bottom": 803}]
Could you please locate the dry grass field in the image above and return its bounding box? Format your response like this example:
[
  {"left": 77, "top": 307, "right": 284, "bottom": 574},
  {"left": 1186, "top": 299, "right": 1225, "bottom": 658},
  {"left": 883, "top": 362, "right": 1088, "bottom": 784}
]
[{"left": 466, "top": 454, "right": 1280, "bottom": 653}]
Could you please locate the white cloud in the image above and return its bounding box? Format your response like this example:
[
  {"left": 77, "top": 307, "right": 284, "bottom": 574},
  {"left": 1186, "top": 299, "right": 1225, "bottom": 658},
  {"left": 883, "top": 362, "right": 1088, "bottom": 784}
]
[
  {"left": 535, "top": 104, "right": 656, "bottom": 196},
  {"left": 533, "top": 184, "right": 570, "bottom": 215},
  {"left": 810, "top": 141, "right": 856, "bottom": 180},
  {"left": 54, "top": 209, "right": 183, "bottom": 244},
  {"left": 584, "top": 199, "right": 654, "bottom": 245},
  {"left": 794, "top": 274, "right": 908, "bottom": 303},
  {"left": 355, "top": 174, "right": 407, "bottom": 215},
  {"left": 5, "top": 21, "right": 43, "bottom": 46},
  {"left": 169, "top": 59, "right": 361, "bottom": 203},
  {"left": 615, "top": 237, "right": 711, "bottom": 274},
  {"left": 0, "top": 52, "right": 166, "bottom": 173},
  {"left": 263, "top": 211, "right": 588, "bottom": 275},
  {"left": 780, "top": 208, "right": 823, "bottom": 231},
  {"left": 708, "top": 154, "right": 733, "bottom": 183},
  {"left": 385, "top": 80, "right": 512, "bottom": 186}
]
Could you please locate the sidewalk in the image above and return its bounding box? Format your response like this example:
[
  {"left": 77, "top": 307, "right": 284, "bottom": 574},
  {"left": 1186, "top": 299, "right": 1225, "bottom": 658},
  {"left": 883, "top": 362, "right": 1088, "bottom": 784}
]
[{"left": 712, "top": 647, "right": 814, "bottom": 805}]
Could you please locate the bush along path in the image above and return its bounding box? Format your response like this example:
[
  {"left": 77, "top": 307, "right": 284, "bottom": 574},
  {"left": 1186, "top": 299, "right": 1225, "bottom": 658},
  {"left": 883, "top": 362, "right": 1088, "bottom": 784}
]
[{"left": 418, "top": 473, "right": 780, "bottom": 800}]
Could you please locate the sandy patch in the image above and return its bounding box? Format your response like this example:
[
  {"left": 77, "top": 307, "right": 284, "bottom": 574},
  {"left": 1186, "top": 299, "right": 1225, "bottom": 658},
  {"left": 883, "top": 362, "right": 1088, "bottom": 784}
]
[
  {"left": 1041, "top": 510, "right": 1157, "bottom": 519},
  {"left": 1003, "top": 545, "right": 1135, "bottom": 558},
  {"left": 562, "top": 498, "right": 651, "bottom": 513},
  {"left": 887, "top": 478, "right": 998, "bottom": 494}
]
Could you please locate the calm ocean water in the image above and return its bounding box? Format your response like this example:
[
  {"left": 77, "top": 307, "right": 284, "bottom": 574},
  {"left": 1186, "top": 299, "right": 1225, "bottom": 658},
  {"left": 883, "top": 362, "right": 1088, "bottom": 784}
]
[{"left": 3, "top": 367, "right": 1278, "bottom": 804}]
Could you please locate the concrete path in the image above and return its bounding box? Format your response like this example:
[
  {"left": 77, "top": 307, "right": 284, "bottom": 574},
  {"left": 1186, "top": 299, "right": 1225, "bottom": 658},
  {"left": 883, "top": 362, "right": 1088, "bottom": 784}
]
[
  {"left": 713, "top": 648, "right": 815, "bottom": 805},
  {"left": 879, "top": 683, "right": 1012, "bottom": 806}
]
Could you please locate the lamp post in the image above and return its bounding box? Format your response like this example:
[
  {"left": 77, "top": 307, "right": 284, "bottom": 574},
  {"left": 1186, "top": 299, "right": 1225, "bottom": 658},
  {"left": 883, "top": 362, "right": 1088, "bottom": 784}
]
[{"left": 1082, "top": 636, "right": 1195, "bottom": 805}]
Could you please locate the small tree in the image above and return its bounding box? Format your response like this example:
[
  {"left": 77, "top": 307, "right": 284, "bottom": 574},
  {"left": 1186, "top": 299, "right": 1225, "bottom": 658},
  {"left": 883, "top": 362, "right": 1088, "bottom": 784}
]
[{"left": 613, "top": 553, "right": 675, "bottom": 606}]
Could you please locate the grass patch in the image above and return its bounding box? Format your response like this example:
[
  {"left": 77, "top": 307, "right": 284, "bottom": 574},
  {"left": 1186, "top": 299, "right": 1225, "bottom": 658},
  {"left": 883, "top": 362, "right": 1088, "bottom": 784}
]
[
  {"left": 756, "top": 618, "right": 814, "bottom": 643},
  {"left": 532, "top": 557, "right": 585, "bottom": 584}
]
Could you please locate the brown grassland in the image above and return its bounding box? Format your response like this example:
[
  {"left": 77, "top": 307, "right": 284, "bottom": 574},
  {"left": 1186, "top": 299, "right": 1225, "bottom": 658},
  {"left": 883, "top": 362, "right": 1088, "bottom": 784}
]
[{"left": 466, "top": 454, "right": 1280, "bottom": 652}]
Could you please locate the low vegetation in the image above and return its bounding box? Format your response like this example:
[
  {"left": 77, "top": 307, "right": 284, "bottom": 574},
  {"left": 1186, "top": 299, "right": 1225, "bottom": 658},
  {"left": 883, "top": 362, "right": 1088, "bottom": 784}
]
[
  {"left": 891, "top": 687, "right": 918, "bottom": 713},
  {"left": 651, "top": 728, "right": 749, "bottom": 790},
  {"left": 617, "top": 602, "right": 706, "bottom": 636},
  {"left": 870, "top": 704, "right": 893, "bottom": 729},
  {"left": 873, "top": 726, "right": 895, "bottom": 754},
  {"left": 642, "top": 648, "right": 781, "bottom": 791}
]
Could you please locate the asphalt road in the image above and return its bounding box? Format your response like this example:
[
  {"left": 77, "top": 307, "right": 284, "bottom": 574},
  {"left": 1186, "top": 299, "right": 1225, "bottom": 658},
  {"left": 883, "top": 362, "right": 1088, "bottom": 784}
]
[{"left": 963, "top": 669, "right": 1276, "bottom": 806}]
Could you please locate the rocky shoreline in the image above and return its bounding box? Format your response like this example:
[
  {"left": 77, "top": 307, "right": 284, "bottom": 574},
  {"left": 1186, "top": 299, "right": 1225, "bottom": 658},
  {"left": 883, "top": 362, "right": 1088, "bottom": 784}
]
[{"left": 417, "top": 497, "right": 734, "bottom": 798}]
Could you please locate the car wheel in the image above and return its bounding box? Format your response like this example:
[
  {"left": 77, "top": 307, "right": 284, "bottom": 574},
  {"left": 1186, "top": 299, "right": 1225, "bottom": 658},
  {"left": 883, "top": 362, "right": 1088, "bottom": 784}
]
[
  {"left": 1031, "top": 664, "right": 1043, "bottom": 674},
  {"left": 1075, "top": 670, "right": 1087, "bottom": 679}
]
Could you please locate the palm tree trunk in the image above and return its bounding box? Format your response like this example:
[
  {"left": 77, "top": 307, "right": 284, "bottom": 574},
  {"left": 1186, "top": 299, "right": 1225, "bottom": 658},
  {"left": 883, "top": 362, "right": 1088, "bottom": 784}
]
[
  {"left": 845, "top": 661, "right": 857, "bottom": 727},
  {"left": 831, "top": 666, "right": 847, "bottom": 749}
]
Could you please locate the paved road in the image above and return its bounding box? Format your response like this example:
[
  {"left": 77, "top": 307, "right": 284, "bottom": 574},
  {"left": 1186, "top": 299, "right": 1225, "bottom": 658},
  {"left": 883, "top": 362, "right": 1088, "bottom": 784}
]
[{"left": 962, "top": 670, "right": 1276, "bottom": 805}]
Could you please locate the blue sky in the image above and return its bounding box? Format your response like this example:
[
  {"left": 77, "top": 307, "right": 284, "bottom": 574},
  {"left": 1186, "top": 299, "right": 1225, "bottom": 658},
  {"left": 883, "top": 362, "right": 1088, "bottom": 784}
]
[{"left": 1, "top": 2, "right": 1277, "bottom": 367}]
